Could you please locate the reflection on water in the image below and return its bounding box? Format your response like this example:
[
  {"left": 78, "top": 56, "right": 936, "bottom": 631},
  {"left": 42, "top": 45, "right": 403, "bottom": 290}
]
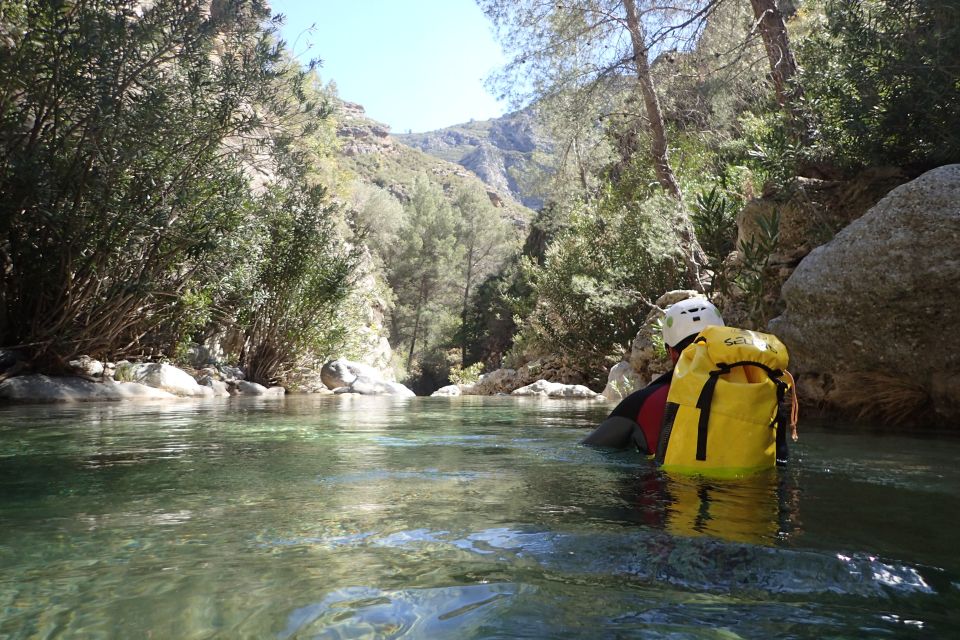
[{"left": 0, "top": 397, "right": 958, "bottom": 638}]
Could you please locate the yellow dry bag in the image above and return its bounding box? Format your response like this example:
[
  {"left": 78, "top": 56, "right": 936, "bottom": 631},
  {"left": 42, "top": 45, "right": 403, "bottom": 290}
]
[{"left": 655, "top": 326, "right": 797, "bottom": 478}]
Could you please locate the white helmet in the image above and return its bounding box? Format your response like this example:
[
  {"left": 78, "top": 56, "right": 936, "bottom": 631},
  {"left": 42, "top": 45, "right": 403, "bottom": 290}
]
[{"left": 662, "top": 298, "right": 724, "bottom": 347}]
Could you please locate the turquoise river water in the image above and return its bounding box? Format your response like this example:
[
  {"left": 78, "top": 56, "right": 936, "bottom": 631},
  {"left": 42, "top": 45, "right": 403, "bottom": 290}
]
[{"left": 1, "top": 395, "right": 958, "bottom": 638}]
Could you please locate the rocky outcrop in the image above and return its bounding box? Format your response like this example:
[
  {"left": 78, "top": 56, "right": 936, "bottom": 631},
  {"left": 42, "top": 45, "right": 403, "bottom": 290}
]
[
  {"left": 769, "top": 164, "right": 960, "bottom": 424},
  {"left": 322, "top": 358, "right": 414, "bottom": 396},
  {"left": 601, "top": 361, "right": 645, "bottom": 403},
  {"left": 337, "top": 102, "right": 396, "bottom": 157},
  {"left": 0, "top": 375, "right": 178, "bottom": 402},
  {"left": 452, "top": 355, "right": 592, "bottom": 398},
  {"left": 738, "top": 167, "right": 910, "bottom": 267},
  {"left": 511, "top": 380, "right": 602, "bottom": 399},
  {"left": 116, "top": 362, "right": 214, "bottom": 398},
  {"left": 718, "top": 167, "right": 914, "bottom": 328},
  {"left": 395, "top": 110, "right": 552, "bottom": 210}
]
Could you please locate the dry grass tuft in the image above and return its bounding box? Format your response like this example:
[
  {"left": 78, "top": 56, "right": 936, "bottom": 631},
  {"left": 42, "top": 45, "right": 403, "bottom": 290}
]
[{"left": 830, "top": 372, "right": 931, "bottom": 426}]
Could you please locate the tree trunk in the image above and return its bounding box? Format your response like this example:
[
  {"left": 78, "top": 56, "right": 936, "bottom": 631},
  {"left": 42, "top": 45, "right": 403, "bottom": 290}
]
[
  {"left": 750, "top": 0, "right": 803, "bottom": 116},
  {"left": 623, "top": 0, "right": 704, "bottom": 289},
  {"left": 623, "top": 0, "right": 682, "bottom": 201},
  {"left": 461, "top": 245, "right": 474, "bottom": 364},
  {"left": 407, "top": 277, "right": 427, "bottom": 370}
]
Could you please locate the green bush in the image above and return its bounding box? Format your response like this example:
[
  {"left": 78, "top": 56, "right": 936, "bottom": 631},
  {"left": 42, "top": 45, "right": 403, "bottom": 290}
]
[
  {"left": 510, "top": 192, "right": 686, "bottom": 379},
  {"left": 799, "top": 0, "right": 960, "bottom": 168},
  {"left": 0, "top": 1, "right": 293, "bottom": 369},
  {"left": 238, "top": 165, "right": 360, "bottom": 386}
]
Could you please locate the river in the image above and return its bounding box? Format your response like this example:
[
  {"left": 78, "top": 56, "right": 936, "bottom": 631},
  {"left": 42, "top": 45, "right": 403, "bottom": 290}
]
[{"left": 1, "top": 396, "right": 958, "bottom": 638}]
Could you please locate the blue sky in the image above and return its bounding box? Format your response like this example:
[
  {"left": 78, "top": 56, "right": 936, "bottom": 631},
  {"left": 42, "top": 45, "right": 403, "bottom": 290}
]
[{"left": 270, "top": 0, "right": 508, "bottom": 133}]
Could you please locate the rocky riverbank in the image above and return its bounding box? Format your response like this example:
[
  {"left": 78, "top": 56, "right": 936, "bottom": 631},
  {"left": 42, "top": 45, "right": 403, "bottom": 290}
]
[{"left": 0, "top": 355, "right": 414, "bottom": 404}]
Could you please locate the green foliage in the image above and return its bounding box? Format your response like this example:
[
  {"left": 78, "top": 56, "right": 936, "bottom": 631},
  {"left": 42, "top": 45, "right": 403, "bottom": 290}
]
[
  {"left": 448, "top": 361, "right": 484, "bottom": 386},
  {"left": 0, "top": 0, "right": 356, "bottom": 379},
  {"left": 239, "top": 164, "right": 360, "bottom": 386},
  {"left": 510, "top": 192, "right": 686, "bottom": 380},
  {"left": 0, "top": 0, "right": 280, "bottom": 368},
  {"left": 385, "top": 176, "right": 464, "bottom": 374},
  {"left": 691, "top": 186, "right": 739, "bottom": 297},
  {"left": 461, "top": 258, "right": 534, "bottom": 370},
  {"left": 736, "top": 210, "right": 780, "bottom": 329},
  {"left": 798, "top": 0, "right": 960, "bottom": 168}
]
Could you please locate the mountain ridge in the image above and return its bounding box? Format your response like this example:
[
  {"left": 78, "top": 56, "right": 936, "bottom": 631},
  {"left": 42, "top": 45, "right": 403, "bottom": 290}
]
[
  {"left": 333, "top": 100, "right": 534, "bottom": 228},
  {"left": 395, "top": 109, "right": 553, "bottom": 210}
]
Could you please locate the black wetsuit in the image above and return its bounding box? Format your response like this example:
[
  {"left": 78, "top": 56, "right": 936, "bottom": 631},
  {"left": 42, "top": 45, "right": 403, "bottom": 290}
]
[{"left": 581, "top": 371, "right": 673, "bottom": 454}]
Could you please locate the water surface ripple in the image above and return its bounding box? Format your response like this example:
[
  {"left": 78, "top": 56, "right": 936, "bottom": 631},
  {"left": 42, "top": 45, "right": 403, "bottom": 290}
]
[{"left": 1, "top": 396, "right": 958, "bottom": 638}]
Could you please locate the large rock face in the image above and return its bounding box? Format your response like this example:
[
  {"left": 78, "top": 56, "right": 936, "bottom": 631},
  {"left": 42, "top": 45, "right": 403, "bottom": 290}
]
[{"left": 769, "top": 164, "right": 960, "bottom": 422}]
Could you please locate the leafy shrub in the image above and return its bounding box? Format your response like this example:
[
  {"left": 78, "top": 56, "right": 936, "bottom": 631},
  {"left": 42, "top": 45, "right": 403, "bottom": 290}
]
[
  {"left": 736, "top": 210, "right": 780, "bottom": 329},
  {"left": 0, "top": 0, "right": 311, "bottom": 369},
  {"left": 239, "top": 169, "right": 360, "bottom": 386},
  {"left": 691, "top": 187, "right": 740, "bottom": 296},
  {"left": 799, "top": 0, "right": 960, "bottom": 168},
  {"left": 509, "top": 192, "right": 687, "bottom": 379}
]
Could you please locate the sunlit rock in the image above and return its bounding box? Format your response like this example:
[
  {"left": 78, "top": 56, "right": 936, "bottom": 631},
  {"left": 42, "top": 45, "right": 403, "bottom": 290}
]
[
  {"left": 601, "top": 361, "right": 644, "bottom": 403},
  {"left": 67, "top": 355, "right": 104, "bottom": 378},
  {"left": 469, "top": 368, "right": 518, "bottom": 395},
  {"left": 349, "top": 376, "right": 415, "bottom": 397},
  {"left": 770, "top": 164, "right": 960, "bottom": 424},
  {"left": 510, "top": 379, "right": 601, "bottom": 399},
  {"left": 198, "top": 375, "right": 230, "bottom": 398},
  {"left": 235, "top": 380, "right": 284, "bottom": 396},
  {"left": 320, "top": 359, "right": 383, "bottom": 389},
  {"left": 0, "top": 375, "right": 176, "bottom": 402},
  {"left": 116, "top": 362, "right": 213, "bottom": 398},
  {"left": 431, "top": 384, "right": 462, "bottom": 397}
]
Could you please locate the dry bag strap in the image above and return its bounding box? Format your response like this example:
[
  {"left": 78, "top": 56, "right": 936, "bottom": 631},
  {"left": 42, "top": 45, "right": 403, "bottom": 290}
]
[
  {"left": 695, "top": 370, "right": 723, "bottom": 461},
  {"left": 783, "top": 369, "right": 799, "bottom": 441},
  {"left": 694, "top": 361, "right": 783, "bottom": 463}
]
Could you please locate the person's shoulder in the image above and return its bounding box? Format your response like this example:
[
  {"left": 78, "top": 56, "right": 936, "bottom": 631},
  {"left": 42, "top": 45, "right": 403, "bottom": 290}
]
[{"left": 610, "top": 372, "right": 671, "bottom": 418}]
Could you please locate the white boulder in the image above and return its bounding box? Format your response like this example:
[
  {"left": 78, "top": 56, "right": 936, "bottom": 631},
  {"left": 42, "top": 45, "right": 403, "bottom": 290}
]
[
  {"left": 349, "top": 376, "right": 415, "bottom": 397},
  {"left": 198, "top": 375, "right": 231, "bottom": 398},
  {"left": 601, "top": 361, "right": 645, "bottom": 403},
  {"left": 0, "top": 375, "right": 176, "bottom": 402},
  {"left": 117, "top": 362, "right": 212, "bottom": 398},
  {"left": 511, "top": 379, "right": 602, "bottom": 399},
  {"left": 320, "top": 359, "right": 384, "bottom": 389},
  {"left": 235, "top": 380, "right": 285, "bottom": 396},
  {"left": 431, "top": 385, "right": 463, "bottom": 397},
  {"left": 68, "top": 355, "right": 104, "bottom": 378}
]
